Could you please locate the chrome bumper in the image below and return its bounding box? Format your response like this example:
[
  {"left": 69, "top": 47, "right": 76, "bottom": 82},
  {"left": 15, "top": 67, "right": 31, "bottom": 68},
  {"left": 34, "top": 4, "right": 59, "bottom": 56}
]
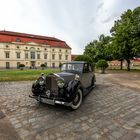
[
  {"left": 54, "top": 100, "right": 72, "bottom": 106},
  {"left": 29, "top": 95, "right": 72, "bottom": 107}
]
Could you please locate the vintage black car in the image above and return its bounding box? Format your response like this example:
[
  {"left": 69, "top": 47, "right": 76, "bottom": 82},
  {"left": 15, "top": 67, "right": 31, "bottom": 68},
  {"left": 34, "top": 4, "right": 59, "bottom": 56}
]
[{"left": 30, "top": 61, "right": 96, "bottom": 110}]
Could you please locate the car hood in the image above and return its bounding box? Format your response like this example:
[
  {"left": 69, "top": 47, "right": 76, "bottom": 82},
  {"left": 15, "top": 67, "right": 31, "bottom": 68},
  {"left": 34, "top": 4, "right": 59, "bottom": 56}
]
[{"left": 56, "top": 72, "right": 75, "bottom": 83}]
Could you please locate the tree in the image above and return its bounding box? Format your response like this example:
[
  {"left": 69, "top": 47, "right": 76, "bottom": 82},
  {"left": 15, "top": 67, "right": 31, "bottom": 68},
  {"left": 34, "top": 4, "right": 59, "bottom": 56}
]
[
  {"left": 40, "top": 64, "right": 46, "bottom": 70},
  {"left": 111, "top": 7, "right": 140, "bottom": 71},
  {"left": 96, "top": 59, "right": 109, "bottom": 74},
  {"left": 84, "top": 34, "right": 112, "bottom": 63},
  {"left": 74, "top": 55, "right": 92, "bottom": 63},
  {"left": 19, "top": 64, "right": 25, "bottom": 70}
]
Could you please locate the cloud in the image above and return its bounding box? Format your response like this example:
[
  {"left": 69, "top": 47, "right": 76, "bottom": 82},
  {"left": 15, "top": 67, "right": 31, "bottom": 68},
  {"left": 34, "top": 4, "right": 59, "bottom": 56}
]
[
  {"left": 0, "top": 0, "right": 140, "bottom": 54},
  {"left": 101, "top": 13, "right": 120, "bottom": 23},
  {"left": 97, "top": 2, "right": 104, "bottom": 11}
]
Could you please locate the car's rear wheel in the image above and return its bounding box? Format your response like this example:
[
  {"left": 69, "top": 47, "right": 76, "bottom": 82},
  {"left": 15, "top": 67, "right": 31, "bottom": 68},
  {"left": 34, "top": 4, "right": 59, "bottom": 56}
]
[{"left": 70, "top": 89, "right": 83, "bottom": 110}]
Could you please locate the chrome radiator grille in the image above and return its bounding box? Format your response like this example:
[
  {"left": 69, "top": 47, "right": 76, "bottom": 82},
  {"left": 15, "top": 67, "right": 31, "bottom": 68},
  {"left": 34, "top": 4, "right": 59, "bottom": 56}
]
[{"left": 46, "top": 75, "right": 58, "bottom": 94}]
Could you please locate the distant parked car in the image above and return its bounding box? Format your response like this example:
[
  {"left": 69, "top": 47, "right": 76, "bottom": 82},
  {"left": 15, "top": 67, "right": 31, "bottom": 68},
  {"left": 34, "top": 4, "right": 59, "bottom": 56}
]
[{"left": 29, "top": 61, "right": 96, "bottom": 110}]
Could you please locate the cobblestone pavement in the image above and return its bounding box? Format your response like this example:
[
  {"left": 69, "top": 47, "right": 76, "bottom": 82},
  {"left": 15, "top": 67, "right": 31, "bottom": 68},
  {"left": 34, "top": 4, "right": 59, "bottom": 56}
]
[{"left": 0, "top": 74, "right": 140, "bottom": 140}]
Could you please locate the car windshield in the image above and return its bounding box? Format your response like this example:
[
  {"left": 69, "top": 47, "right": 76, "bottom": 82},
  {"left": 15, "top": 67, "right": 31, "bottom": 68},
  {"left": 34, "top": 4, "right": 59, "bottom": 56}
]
[{"left": 61, "top": 63, "right": 83, "bottom": 73}]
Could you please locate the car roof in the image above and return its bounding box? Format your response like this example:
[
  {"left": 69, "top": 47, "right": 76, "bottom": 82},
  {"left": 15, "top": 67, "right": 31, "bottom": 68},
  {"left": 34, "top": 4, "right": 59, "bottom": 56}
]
[{"left": 63, "top": 61, "right": 87, "bottom": 64}]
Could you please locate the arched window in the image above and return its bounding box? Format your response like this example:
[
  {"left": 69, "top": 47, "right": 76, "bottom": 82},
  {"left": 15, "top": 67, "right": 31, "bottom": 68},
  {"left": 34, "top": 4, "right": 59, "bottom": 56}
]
[{"left": 30, "top": 47, "right": 36, "bottom": 59}]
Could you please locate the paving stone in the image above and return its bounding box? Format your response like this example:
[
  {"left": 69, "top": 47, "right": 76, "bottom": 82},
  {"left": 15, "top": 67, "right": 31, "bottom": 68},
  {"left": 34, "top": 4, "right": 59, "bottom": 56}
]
[
  {"left": 82, "top": 124, "right": 90, "bottom": 131},
  {"left": 111, "top": 131, "right": 123, "bottom": 139},
  {"left": 74, "top": 119, "right": 81, "bottom": 123},
  {"left": 0, "top": 110, "right": 5, "bottom": 119},
  {"left": 0, "top": 74, "right": 140, "bottom": 140},
  {"left": 14, "top": 123, "right": 22, "bottom": 129},
  {"left": 80, "top": 116, "right": 88, "bottom": 121},
  {"left": 29, "top": 118, "right": 36, "bottom": 123},
  {"left": 91, "top": 133, "right": 101, "bottom": 139},
  {"left": 49, "top": 134, "right": 56, "bottom": 140}
]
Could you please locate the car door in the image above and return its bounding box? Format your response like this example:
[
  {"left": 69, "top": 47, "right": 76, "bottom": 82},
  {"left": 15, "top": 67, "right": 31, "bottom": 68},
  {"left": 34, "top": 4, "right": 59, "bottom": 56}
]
[{"left": 81, "top": 63, "right": 93, "bottom": 88}]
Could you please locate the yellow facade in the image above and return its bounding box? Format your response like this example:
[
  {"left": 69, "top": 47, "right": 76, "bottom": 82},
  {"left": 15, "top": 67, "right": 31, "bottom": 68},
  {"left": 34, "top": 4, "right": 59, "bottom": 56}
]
[{"left": 0, "top": 42, "right": 71, "bottom": 69}]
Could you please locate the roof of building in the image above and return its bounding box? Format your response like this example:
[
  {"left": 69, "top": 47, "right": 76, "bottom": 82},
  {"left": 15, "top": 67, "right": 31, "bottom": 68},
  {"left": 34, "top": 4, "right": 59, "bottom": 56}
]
[
  {"left": 0, "top": 30, "right": 71, "bottom": 49},
  {"left": 71, "top": 54, "right": 81, "bottom": 60}
]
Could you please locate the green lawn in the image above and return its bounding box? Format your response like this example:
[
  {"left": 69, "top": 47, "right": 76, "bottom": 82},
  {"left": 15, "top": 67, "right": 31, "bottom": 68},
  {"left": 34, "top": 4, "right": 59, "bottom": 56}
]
[
  {"left": 0, "top": 69, "right": 59, "bottom": 82},
  {"left": 1, "top": 68, "right": 140, "bottom": 82}
]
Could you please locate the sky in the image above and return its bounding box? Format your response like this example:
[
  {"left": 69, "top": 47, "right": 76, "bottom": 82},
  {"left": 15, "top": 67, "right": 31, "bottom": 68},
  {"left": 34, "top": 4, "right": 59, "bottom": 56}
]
[{"left": 0, "top": 0, "right": 140, "bottom": 54}]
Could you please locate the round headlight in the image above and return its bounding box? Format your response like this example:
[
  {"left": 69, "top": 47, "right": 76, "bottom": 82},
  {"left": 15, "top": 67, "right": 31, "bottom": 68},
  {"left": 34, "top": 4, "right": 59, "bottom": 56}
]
[
  {"left": 57, "top": 78, "right": 64, "bottom": 88},
  {"left": 38, "top": 77, "right": 45, "bottom": 85}
]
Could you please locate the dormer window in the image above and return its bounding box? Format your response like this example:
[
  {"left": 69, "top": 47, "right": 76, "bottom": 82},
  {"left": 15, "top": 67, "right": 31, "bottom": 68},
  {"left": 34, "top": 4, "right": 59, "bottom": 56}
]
[{"left": 16, "top": 38, "right": 21, "bottom": 42}]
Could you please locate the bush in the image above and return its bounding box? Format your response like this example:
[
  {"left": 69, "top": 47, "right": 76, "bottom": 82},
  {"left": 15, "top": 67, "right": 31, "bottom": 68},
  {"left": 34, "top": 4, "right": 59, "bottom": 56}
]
[
  {"left": 96, "top": 59, "right": 108, "bottom": 73},
  {"left": 40, "top": 64, "right": 46, "bottom": 69},
  {"left": 19, "top": 64, "right": 25, "bottom": 70}
]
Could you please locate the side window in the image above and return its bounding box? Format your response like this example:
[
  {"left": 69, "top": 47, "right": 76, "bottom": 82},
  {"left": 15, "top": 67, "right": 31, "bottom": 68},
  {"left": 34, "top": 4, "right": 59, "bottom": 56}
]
[
  {"left": 83, "top": 64, "right": 89, "bottom": 73},
  {"left": 89, "top": 65, "right": 92, "bottom": 72}
]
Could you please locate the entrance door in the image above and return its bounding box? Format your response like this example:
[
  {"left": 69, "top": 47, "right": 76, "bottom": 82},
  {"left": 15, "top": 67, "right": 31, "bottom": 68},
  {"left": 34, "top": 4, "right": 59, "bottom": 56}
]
[
  {"left": 81, "top": 63, "right": 93, "bottom": 88},
  {"left": 6, "top": 62, "right": 10, "bottom": 69},
  {"left": 30, "top": 61, "right": 36, "bottom": 69},
  {"left": 52, "top": 63, "right": 55, "bottom": 68}
]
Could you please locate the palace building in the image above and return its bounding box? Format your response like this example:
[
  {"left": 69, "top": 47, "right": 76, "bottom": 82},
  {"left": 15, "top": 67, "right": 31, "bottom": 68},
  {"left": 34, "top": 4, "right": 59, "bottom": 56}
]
[{"left": 0, "top": 30, "right": 71, "bottom": 69}]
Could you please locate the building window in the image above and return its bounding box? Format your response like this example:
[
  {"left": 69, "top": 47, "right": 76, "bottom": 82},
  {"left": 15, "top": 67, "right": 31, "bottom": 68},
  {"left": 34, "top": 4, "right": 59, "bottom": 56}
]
[
  {"left": 59, "top": 49, "right": 61, "bottom": 52},
  {"left": 44, "top": 54, "right": 47, "bottom": 59},
  {"left": 6, "top": 62, "right": 10, "bottom": 69},
  {"left": 16, "top": 52, "right": 20, "bottom": 59},
  {"left": 26, "top": 62, "right": 28, "bottom": 65},
  {"left": 17, "top": 46, "right": 19, "bottom": 49},
  {"left": 45, "top": 48, "right": 47, "bottom": 51},
  {"left": 37, "top": 54, "right": 40, "bottom": 59},
  {"left": 52, "top": 54, "right": 55, "bottom": 60},
  {"left": 25, "top": 53, "right": 28, "bottom": 59},
  {"left": 31, "top": 52, "right": 35, "bottom": 59},
  {"left": 65, "top": 55, "right": 68, "bottom": 60},
  {"left": 59, "top": 54, "right": 62, "bottom": 60},
  {"left": 5, "top": 52, "right": 10, "bottom": 58},
  {"left": 52, "top": 49, "right": 55, "bottom": 52},
  {"left": 66, "top": 50, "right": 68, "bottom": 53},
  {"left": 52, "top": 63, "right": 55, "bottom": 68},
  {"left": 37, "top": 48, "right": 40, "bottom": 50},
  {"left": 17, "top": 62, "right": 20, "bottom": 69},
  {"left": 26, "top": 47, "right": 28, "bottom": 49}
]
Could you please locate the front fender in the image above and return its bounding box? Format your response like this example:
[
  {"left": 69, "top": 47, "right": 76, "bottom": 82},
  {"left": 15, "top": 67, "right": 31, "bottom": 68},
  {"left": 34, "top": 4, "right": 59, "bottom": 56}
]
[{"left": 66, "top": 80, "right": 82, "bottom": 101}]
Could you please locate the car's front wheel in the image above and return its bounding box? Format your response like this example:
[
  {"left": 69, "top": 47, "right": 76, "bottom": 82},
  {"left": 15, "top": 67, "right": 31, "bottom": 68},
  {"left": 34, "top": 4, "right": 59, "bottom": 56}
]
[{"left": 70, "top": 89, "right": 83, "bottom": 110}]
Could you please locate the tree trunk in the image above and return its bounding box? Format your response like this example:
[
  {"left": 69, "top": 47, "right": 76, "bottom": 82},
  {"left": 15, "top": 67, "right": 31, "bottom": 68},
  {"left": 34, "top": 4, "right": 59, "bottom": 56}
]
[
  {"left": 126, "top": 59, "right": 130, "bottom": 71},
  {"left": 120, "top": 60, "right": 123, "bottom": 70},
  {"left": 100, "top": 67, "right": 105, "bottom": 74}
]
